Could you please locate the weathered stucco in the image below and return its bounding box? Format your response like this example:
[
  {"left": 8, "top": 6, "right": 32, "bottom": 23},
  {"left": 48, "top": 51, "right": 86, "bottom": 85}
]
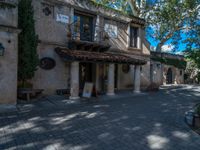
[
  {"left": 32, "top": 44, "right": 70, "bottom": 95},
  {"left": 0, "top": 0, "right": 18, "bottom": 105},
  {"left": 31, "top": 0, "right": 149, "bottom": 94},
  {"left": 151, "top": 61, "right": 185, "bottom": 86}
]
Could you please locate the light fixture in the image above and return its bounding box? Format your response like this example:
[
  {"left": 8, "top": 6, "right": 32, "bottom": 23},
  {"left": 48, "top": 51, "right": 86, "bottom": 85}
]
[{"left": 0, "top": 43, "right": 5, "bottom": 56}]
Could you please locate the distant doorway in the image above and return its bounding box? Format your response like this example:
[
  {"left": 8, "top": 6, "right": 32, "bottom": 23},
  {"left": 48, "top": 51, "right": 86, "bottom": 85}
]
[
  {"left": 114, "top": 64, "right": 118, "bottom": 89},
  {"left": 166, "top": 68, "right": 173, "bottom": 84}
]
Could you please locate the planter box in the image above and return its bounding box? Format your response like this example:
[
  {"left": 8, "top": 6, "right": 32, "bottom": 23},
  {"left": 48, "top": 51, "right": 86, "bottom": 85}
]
[{"left": 185, "top": 111, "right": 194, "bottom": 126}]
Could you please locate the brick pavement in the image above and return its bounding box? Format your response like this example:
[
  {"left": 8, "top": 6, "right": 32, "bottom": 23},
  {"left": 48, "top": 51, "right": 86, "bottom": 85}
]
[{"left": 0, "top": 85, "right": 200, "bottom": 150}]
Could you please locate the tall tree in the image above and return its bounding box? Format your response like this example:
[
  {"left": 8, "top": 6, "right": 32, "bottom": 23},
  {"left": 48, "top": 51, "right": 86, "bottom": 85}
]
[
  {"left": 144, "top": 0, "right": 199, "bottom": 52},
  {"left": 18, "top": 0, "right": 39, "bottom": 86}
]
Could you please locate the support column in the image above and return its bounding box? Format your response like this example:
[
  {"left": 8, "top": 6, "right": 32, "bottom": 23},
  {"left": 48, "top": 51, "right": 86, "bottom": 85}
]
[
  {"left": 134, "top": 65, "right": 141, "bottom": 93},
  {"left": 70, "top": 61, "right": 80, "bottom": 100},
  {"left": 137, "top": 28, "right": 142, "bottom": 49},
  {"left": 95, "top": 15, "right": 101, "bottom": 42},
  {"left": 107, "top": 64, "right": 115, "bottom": 96}
]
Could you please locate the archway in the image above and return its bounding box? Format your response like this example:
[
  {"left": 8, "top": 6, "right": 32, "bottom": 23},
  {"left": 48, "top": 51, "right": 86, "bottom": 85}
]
[{"left": 166, "top": 68, "right": 173, "bottom": 84}]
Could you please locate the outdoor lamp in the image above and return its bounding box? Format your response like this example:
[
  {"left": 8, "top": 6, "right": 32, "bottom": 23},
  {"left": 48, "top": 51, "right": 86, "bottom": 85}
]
[{"left": 0, "top": 43, "right": 5, "bottom": 56}]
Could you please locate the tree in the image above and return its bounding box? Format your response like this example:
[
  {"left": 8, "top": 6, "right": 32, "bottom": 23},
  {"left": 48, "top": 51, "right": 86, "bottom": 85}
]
[
  {"left": 185, "top": 49, "right": 200, "bottom": 83},
  {"left": 18, "top": 0, "right": 39, "bottom": 87},
  {"left": 94, "top": 0, "right": 199, "bottom": 52},
  {"left": 144, "top": 0, "right": 199, "bottom": 52}
]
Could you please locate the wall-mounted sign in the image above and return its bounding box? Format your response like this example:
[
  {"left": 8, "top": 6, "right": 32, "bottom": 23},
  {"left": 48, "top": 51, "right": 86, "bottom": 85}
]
[
  {"left": 122, "top": 64, "right": 130, "bottom": 73},
  {"left": 56, "top": 14, "right": 69, "bottom": 24},
  {"left": 104, "top": 24, "right": 118, "bottom": 38},
  {"left": 40, "top": 57, "right": 56, "bottom": 70}
]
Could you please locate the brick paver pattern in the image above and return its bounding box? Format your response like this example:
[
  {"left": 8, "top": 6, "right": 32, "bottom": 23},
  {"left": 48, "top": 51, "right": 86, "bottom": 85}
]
[{"left": 1, "top": 85, "right": 200, "bottom": 150}]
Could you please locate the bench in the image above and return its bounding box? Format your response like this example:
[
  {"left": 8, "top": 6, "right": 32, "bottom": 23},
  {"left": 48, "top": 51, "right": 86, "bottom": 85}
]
[{"left": 18, "top": 89, "right": 44, "bottom": 101}]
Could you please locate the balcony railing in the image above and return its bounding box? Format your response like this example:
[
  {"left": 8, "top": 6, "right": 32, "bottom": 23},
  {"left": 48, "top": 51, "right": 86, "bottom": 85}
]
[{"left": 67, "top": 20, "right": 109, "bottom": 43}]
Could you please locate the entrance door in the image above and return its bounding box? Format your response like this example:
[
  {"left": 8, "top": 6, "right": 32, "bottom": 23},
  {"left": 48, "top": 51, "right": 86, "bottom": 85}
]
[
  {"left": 79, "top": 63, "right": 93, "bottom": 90},
  {"left": 166, "top": 68, "right": 173, "bottom": 84}
]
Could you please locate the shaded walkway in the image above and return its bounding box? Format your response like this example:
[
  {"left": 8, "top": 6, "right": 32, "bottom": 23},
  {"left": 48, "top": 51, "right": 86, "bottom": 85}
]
[{"left": 1, "top": 85, "right": 200, "bottom": 150}]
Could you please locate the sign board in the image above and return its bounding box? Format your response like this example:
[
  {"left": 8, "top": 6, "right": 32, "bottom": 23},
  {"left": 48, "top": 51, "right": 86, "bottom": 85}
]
[
  {"left": 82, "top": 82, "right": 94, "bottom": 98},
  {"left": 104, "top": 23, "right": 118, "bottom": 38},
  {"left": 56, "top": 14, "right": 69, "bottom": 24}
]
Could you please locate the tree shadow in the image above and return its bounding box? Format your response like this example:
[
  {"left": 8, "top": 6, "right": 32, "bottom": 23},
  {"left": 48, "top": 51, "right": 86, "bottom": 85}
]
[{"left": 0, "top": 85, "right": 200, "bottom": 150}]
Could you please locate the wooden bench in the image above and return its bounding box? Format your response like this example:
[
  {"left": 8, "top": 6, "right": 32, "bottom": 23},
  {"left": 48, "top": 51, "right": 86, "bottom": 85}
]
[{"left": 18, "top": 89, "right": 44, "bottom": 101}]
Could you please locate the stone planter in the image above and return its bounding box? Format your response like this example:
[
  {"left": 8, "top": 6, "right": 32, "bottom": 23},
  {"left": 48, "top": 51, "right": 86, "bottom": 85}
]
[{"left": 185, "top": 110, "right": 194, "bottom": 126}]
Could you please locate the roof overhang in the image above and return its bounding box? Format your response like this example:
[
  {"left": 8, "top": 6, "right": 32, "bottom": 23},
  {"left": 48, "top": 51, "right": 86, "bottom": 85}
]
[{"left": 55, "top": 47, "right": 147, "bottom": 65}]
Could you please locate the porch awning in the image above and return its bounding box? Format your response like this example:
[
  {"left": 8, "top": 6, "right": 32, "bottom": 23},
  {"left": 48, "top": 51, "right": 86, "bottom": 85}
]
[{"left": 55, "top": 48, "right": 146, "bottom": 65}]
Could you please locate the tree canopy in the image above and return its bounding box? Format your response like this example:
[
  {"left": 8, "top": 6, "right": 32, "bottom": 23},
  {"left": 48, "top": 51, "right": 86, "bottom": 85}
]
[{"left": 93, "top": 0, "right": 200, "bottom": 52}]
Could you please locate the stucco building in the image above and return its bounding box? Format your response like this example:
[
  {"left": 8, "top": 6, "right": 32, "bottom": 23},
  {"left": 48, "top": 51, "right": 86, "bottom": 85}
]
[
  {"left": 0, "top": 0, "right": 185, "bottom": 107},
  {"left": 31, "top": 0, "right": 151, "bottom": 99},
  {"left": 0, "top": 0, "right": 19, "bottom": 109}
]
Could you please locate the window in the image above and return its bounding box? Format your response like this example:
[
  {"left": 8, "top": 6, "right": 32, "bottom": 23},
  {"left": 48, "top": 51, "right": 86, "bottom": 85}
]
[
  {"left": 180, "top": 70, "right": 183, "bottom": 75},
  {"left": 73, "top": 13, "right": 94, "bottom": 41},
  {"left": 130, "top": 27, "right": 138, "bottom": 48}
]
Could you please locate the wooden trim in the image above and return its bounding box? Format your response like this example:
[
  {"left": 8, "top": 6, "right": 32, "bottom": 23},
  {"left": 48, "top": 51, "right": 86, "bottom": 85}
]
[
  {"left": 74, "top": 9, "right": 97, "bottom": 17},
  {"left": 38, "top": 40, "right": 68, "bottom": 48}
]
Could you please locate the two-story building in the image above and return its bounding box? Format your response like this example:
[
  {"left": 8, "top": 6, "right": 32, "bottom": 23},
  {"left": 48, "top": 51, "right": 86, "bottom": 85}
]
[
  {"left": 31, "top": 0, "right": 151, "bottom": 99},
  {"left": 0, "top": 0, "right": 185, "bottom": 108}
]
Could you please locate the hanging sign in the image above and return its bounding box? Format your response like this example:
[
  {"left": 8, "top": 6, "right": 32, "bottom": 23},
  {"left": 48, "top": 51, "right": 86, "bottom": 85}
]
[
  {"left": 56, "top": 14, "right": 69, "bottom": 24},
  {"left": 104, "top": 23, "right": 118, "bottom": 38}
]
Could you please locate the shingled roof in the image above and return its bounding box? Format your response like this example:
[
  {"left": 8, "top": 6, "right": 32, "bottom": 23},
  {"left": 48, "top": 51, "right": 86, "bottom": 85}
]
[{"left": 55, "top": 47, "right": 147, "bottom": 65}]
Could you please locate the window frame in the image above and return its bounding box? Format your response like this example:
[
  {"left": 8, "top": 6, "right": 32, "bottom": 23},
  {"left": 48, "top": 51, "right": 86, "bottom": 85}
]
[{"left": 129, "top": 26, "right": 138, "bottom": 48}]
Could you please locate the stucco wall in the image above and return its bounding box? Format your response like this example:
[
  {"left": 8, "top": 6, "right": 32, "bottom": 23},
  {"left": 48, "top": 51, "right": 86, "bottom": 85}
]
[
  {"left": 31, "top": 0, "right": 150, "bottom": 94},
  {"left": 0, "top": 1, "right": 18, "bottom": 27},
  {"left": 151, "top": 61, "right": 185, "bottom": 86},
  {"left": 0, "top": 31, "right": 18, "bottom": 104},
  {"left": 0, "top": 1, "right": 18, "bottom": 105},
  {"left": 33, "top": 0, "right": 71, "bottom": 44},
  {"left": 118, "top": 64, "right": 134, "bottom": 90},
  {"left": 32, "top": 0, "right": 71, "bottom": 94},
  {"left": 32, "top": 44, "right": 70, "bottom": 95},
  {"left": 141, "top": 61, "right": 151, "bottom": 89}
]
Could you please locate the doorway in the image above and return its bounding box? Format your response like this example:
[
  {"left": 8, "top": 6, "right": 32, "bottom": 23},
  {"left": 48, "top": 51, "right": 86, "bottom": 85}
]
[
  {"left": 79, "top": 63, "right": 93, "bottom": 90},
  {"left": 166, "top": 68, "right": 173, "bottom": 84}
]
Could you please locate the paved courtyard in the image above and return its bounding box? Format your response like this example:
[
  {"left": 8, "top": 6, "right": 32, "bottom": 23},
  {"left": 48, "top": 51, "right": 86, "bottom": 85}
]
[{"left": 1, "top": 85, "right": 200, "bottom": 150}]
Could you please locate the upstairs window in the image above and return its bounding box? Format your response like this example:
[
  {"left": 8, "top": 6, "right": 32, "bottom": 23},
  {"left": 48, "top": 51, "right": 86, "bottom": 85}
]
[
  {"left": 130, "top": 27, "right": 138, "bottom": 48},
  {"left": 74, "top": 13, "right": 94, "bottom": 42}
]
